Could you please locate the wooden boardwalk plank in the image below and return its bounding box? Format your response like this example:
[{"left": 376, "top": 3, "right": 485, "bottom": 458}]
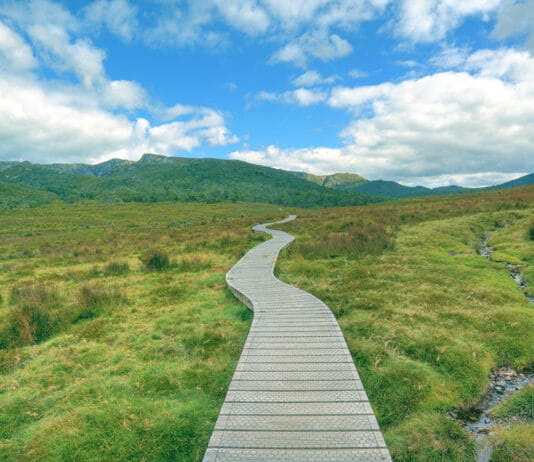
[{"left": 203, "top": 216, "right": 391, "bottom": 461}]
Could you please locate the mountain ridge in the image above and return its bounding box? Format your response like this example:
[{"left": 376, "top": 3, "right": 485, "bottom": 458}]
[
  {"left": 298, "top": 172, "right": 533, "bottom": 199},
  {"left": 1, "top": 154, "right": 532, "bottom": 206},
  {"left": 0, "top": 154, "right": 380, "bottom": 208}
]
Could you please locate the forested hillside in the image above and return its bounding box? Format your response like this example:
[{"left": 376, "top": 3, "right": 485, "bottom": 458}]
[{"left": 0, "top": 155, "right": 380, "bottom": 208}]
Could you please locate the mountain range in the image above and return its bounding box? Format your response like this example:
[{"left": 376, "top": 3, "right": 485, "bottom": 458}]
[
  {"left": 318, "top": 173, "right": 534, "bottom": 198},
  {"left": 0, "top": 153, "right": 532, "bottom": 208},
  {"left": 0, "top": 154, "right": 379, "bottom": 208}
]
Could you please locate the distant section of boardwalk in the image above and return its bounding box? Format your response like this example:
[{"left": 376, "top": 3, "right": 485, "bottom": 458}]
[{"left": 203, "top": 216, "right": 391, "bottom": 462}]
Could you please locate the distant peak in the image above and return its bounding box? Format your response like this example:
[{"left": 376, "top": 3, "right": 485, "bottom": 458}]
[
  {"left": 139, "top": 153, "right": 176, "bottom": 164},
  {"left": 292, "top": 171, "right": 368, "bottom": 189}
]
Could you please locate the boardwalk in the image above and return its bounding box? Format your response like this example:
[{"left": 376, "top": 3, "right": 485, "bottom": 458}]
[{"left": 203, "top": 216, "right": 391, "bottom": 461}]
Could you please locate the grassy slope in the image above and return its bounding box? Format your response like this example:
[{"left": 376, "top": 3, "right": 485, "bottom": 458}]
[
  {"left": 0, "top": 201, "right": 295, "bottom": 461},
  {"left": 275, "top": 187, "right": 534, "bottom": 461},
  {"left": 0, "top": 181, "right": 58, "bottom": 208},
  {"left": 490, "top": 213, "right": 534, "bottom": 298}
]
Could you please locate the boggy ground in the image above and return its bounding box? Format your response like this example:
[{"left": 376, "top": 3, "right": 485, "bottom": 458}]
[
  {"left": 275, "top": 186, "right": 534, "bottom": 461},
  {"left": 0, "top": 201, "right": 291, "bottom": 461},
  {"left": 1, "top": 189, "right": 533, "bottom": 461}
]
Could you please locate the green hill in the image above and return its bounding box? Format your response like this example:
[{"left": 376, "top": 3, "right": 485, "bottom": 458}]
[
  {"left": 493, "top": 173, "right": 534, "bottom": 190},
  {"left": 0, "top": 163, "right": 105, "bottom": 201},
  {"left": 0, "top": 180, "right": 58, "bottom": 208},
  {"left": 352, "top": 180, "right": 433, "bottom": 198},
  {"left": 0, "top": 154, "right": 381, "bottom": 208},
  {"left": 2, "top": 153, "right": 532, "bottom": 206},
  {"left": 298, "top": 173, "right": 533, "bottom": 199}
]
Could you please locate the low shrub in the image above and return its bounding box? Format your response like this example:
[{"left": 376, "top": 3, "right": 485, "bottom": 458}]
[
  {"left": 529, "top": 221, "right": 534, "bottom": 240},
  {"left": 142, "top": 249, "right": 171, "bottom": 271}
]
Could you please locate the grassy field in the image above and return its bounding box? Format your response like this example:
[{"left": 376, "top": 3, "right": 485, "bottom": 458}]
[
  {"left": 276, "top": 186, "right": 534, "bottom": 461},
  {"left": 0, "top": 201, "right": 293, "bottom": 461},
  {"left": 1, "top": 189, "right": 533, "bottom": 461}
]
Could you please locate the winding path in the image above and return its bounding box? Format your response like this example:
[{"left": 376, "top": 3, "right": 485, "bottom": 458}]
[{"left": 203, "top": 216, "right": 391, "bottom": 461}]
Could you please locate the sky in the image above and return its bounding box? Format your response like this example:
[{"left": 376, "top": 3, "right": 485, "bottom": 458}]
[{"left": 0, "top": 0, "right": 533, "bottom": 187}]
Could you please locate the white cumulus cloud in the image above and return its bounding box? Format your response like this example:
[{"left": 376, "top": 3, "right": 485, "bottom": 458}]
[
  {"left": 212, "top": 0, "right": 270, "bottom": 35},
  {"left": 271, "top": 31, "right": 352, "bottom": 67},
  {"left": 0, "top": 1, "right": 238, "bottom": 164},
  {"left": 83, "top": 0, "right": 138, "bottom": 41},
  {"left": 0, "top": 22, "right": 38, "bottom": 72},
  {"left": 494, "top": 0, "right": 534, "bottom": 53},
  {"left": 292, "top": 70, "right": 338, "bottom": 87},
  {"left": 256, "top": 88, "right": 327, "bottom": 106},
  {"left": 394, "top": 0, "right": 501, "bottom": 43}
]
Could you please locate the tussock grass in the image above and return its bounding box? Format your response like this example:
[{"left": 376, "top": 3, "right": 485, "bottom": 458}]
[
  {"left": 386, "top": 412, "right": 476, "bottom": 461},
  {"left": 294, "top": 222, "right": 393, "bottom": 259},
  {"left": 490, "top": 424, "right": 534, "bottom": 462},
  {"left": 0, "top": 200, "right": 287, "bottom": 460},
  {"left": 0, "top": 282, "right": 125, "bottom": 350},
  {"left": 75, "top": 283, "right": 123, "bottom": 321},
  {"left": 104, "top": 260, "right": 130, "bottom": 276},
  {"left": 1, "top": 284, "right": 61, "bottom": 348},
  {"left": 491, "top": 384, "right": 534, "bottom": 420},
  {"left": 142, "top": 249, "right": 171, "bottom": 271},
  {"left": 176, "top": 254, "right": 212, "bottom": 272},
  {"left": 1, "top": 191, "right": 533, "bottom": 460},
  {"left": 490, "top": 210, "right": 534, "bottom": 296}
]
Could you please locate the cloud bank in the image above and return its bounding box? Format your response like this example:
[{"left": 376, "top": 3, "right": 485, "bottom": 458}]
[
  {"left": 234, "top": 48, "right": 534, "bottom": 187},
  {"left": 0, "top": 1, "right": 237, "bottom": 164}
]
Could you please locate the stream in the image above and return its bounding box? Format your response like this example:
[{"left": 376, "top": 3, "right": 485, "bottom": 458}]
[
  {"left": 479, "top": 233, "right": 534, "bottom": 305},
  {"left": 454, "top": 234, "right": 534, "bottom": 461},
  {"left": 506, "top": 263, "right": 534, "bottom": 304},
  {"left": 450, "top": 368, "right": 534, "bottom": 462}
]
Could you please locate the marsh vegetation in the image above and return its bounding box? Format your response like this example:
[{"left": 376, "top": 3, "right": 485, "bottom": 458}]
[
  {"left": 0, "top": 201, "right": 287, "bottom": 460},
  {"left": 1, "top": 187, "right": 533, "bottom": 460}
]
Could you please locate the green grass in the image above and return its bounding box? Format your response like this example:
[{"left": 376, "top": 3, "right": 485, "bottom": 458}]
[
  {"left": 0, "top": 200, "right": 292, "bottom": 461},
  {"left": 490, "top": 424, "right": 534, "bottom": 462},
  {"left": 275, "top": 186, "right": 534, "bottom": 461},
  {"left": 103, "top": 261, "right": 130, "bottom": 276},
  {"left": 386, "top": 413, "right": 476, "bottom": 461},
  {"left": 491, "top": 385, "right": 534, "bottom": 420},
  {"left": 490, "top": 214, "right": 534, "bottom": 297}
]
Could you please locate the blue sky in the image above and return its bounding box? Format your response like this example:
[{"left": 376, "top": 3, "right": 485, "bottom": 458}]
[{"left": 1, "top": 0, "right": 533, "bottom": 187}]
